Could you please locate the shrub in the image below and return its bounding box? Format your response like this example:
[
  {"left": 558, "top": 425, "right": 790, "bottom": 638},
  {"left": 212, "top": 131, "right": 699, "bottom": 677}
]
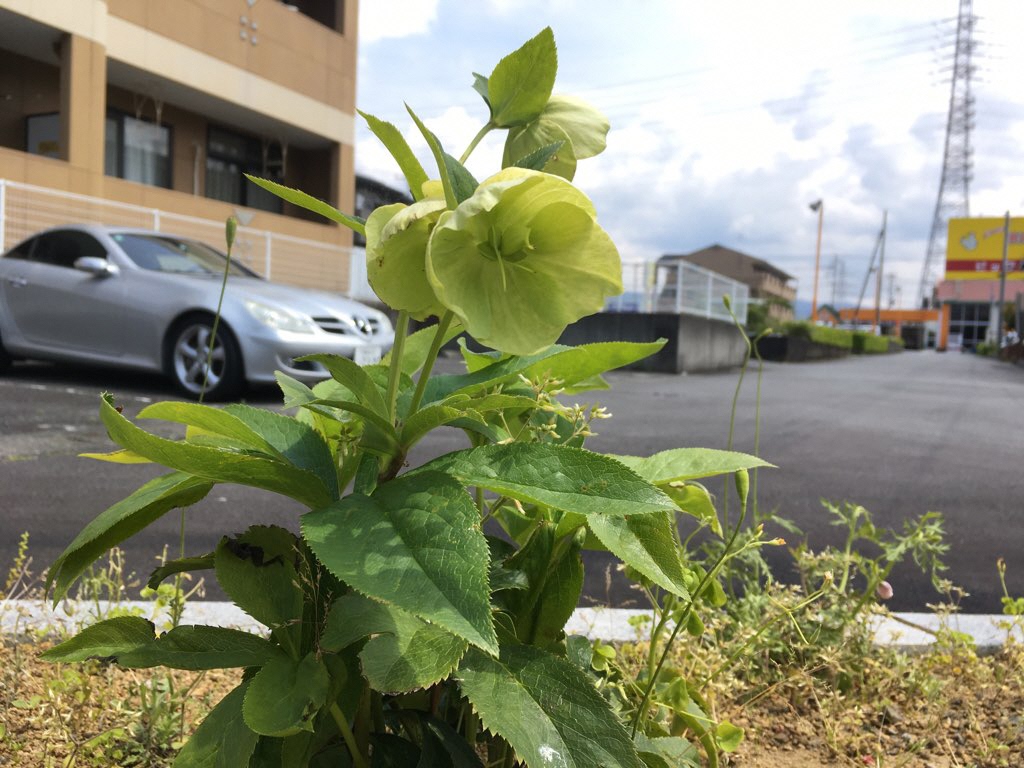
[{"left": 852, "top": 332, "right": 890, "bottom": 354}]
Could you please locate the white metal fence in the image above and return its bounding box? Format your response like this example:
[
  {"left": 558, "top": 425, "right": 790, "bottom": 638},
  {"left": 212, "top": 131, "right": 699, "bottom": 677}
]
[
  {"left": 0, "top": 179, "right": 354, "bottom": 294},
  {"left": 609, "top": 260, "right": 749, "bottom": 324}
]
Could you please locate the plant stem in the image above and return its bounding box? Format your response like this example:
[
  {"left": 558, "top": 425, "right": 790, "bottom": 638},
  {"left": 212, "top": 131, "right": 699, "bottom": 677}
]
[
  {"left": 408, "top": 311, "right": 454, "bottom": 416},
  {"left": 330, "top": 703, "right": 369, "bottom": 768},
  {"left": 460, "top": 123, "right": 494, "bottom": 165},
  {"left": 630, "top": 485, "right": 751, "bottom": 738},
  {"left": 386, "top": 310, "right": 410, "bottom": 423}
]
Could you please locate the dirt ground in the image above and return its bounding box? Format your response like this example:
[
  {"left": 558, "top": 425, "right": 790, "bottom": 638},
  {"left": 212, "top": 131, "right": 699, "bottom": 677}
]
[{"left": 1, "top": 640, "right": 1022, "bottom": 767}]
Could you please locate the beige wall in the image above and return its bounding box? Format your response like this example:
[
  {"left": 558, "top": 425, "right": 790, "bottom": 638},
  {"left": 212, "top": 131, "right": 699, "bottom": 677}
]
[{"left": 105, "top": 0, "right": 356, "bottom": 112}]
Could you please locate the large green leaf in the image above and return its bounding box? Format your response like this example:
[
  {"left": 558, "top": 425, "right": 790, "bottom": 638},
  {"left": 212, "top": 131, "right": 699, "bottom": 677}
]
[
  {"left": 117, "top": 625, "right": 281, "bottom": 670},
  {"left": 613, "top": 448, "right": 772, "bottom": 484},
  {"left": 502, "top": 525, "right": 583, "bottom": 649},
  {"left": 358, "top": 110, "right": 428, "bottom": 201},
  {"left": 298, "top": 354, "right": 389, "bottom": 419},
  {"left": 245, "top": 175, "right": 365, "bottom": 234},
  {"left": 322, "top": 594, "right": 468, "bottom": 694},
  {"left": 40, "top": 616, "right": 154, "bottom": 662},
  {"left": 458, "top": 643, "right": 644, "bottom": 768},
  {"left": 302, "top": 472, "right": 497, "bottom": 654},
  {"left": 172, "top": 682, "right": 258, "bottom": 768},
  {"left": 137, "top": 402, "right": 277, "bottom": 453},
  {"left": 243, "top": 653, "right": 329, "bottom": 737},
  {"left": 223, "top": 404, "right": 339, "bottom": 497},
  {"left": 215, "top": 527, "right": 303, "bottom": 630},
  {"left": 419, "top": 715, "right": 485, "bottom": 768},
  {"left": 416, "top": 444, "right": 674, "bottom": 518},
  {"left": 487, "top": 27, "right": 557, "bottom": 128},
  {"left": 587, "top": 512, "right": 690, "bottom": 598},
  {"left": 400, "top": 394, "right": 537, "bottom": 447},
  {"left": 47, "top": 471, "right": 213, "bottom": 602},
  {"left": 98, "top": 396, "right": 331, "bottom": 508},
  {"left": 406, "top": 106, "right": 458, "bottom": 210},
  {"left": 422, "top": 341, "right": 663, "bottom": 406}
]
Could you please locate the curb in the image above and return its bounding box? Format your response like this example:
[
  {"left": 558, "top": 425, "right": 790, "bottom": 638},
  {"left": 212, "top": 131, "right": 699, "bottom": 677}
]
[{"left": 3, "top": 601, "right": 1022, "bottom": 651}]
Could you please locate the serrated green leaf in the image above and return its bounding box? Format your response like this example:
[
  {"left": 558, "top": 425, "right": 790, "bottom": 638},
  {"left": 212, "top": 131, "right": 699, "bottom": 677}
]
[
  {"left": 459, "top": 643, "right": 644, "bottom": 768},
  {"left": 40, "top": 616, "right": 154, "bottom": 662},
  {"left": 487, "top": 27, "right": 557, "bottom": 127},
  {"left": 117, "top": 625, "right": 281, "bottom": 670},
  {"left": 406, "top": 106, "right": 458, "bottom": 210},
  {"left": 634, "top": 734, "right": 699, "bottom": 766},
  {"left": 471, "top": 72, "right": 490, "bottom": 108},
  {"left": 588, "top": 511, "right": 690, "bottom": 598},
  {"left": 223, "top": 404, "right": 339, "bottom": 498},
  {"left": 297, "top": 354, "right": 389, "bottom": 419},
  {"left": 442, "top": 152, "right": 479, "bottom": 204},
  {"left": 172, "top": 682, "right": 257, "bottom": 768},
  {"left": 47, "top": 471, "right": 213, "bottom": 603},
  {"left": 613, "top": 448, "right": 772, "bottom": 484},
  {"left": 275, "top": 372, "right": 318, "bottom": 409},
  {"left": 502, "top": 525, "right": 582, "bottom": 649},
  {"left": 215, "top": 526, "right": 303, "bottom": 630},
  {"left": 245, "top": 175, "right": 365, "bottom": 234},
  {"left": 137, "top": 402, "right": 276, "bottom": 453},
  {"left": 303, "top": 472, "right": 497, "bottom": 654},
  {"left": 359, "top": 110, "right": 428, "bottom": 201},
  {"left": 663, "top": 482, "right": 721, "bottom": 536},
  {"left": 416, "top": 443, "right": 674, "bottom": 518},
  {"left": 147, "top": 553, "right": 215, "bottom": 590},
  {"left": 400, "top": 394, "right": 536, "bottom": 447},
  {"left": 98, "top": 397, "right": 331, "bottom": 508},
  {"left": 512, "top": 139, "right": 567, "bottom": 171},
  {"left": 243, "top": 653, "right": 329, "bottom": 737},
  {"left": 322, "top": 594, "right": 468, "bottom": 694},
  {"left": 422, "top": 341, "right": 664, "bottom": 406}
]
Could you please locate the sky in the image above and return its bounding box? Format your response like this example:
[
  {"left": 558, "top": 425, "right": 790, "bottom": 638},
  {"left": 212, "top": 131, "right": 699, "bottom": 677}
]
[{"left": 353, "top": 1, "right": 1024, "bottom": 312}]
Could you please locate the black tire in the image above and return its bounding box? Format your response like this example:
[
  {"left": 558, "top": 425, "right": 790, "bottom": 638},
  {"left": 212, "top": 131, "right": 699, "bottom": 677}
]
[
  {"left": 165, "top": 315, "right": 244, "bottom": 401},
  {"left": 0, "top": 330, "right": 11, "bottom": 371}
]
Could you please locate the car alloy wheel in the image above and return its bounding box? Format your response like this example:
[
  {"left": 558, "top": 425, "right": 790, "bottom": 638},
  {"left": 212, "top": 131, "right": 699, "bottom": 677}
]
[{"left": 169, "top": 318, "right": 242, "bottom": 400}]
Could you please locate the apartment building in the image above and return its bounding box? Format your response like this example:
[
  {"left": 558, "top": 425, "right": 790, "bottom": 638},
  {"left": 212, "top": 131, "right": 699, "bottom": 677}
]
[
  {"left": 0, "top": 0, "right": 358, "bottom": 291},
  {"left": 659, "top": 244, "right": 797, "bottom": 323}
]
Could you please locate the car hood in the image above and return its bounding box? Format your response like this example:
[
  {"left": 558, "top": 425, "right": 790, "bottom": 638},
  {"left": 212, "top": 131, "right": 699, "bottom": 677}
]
[{"left": 222, "top": 276, "right": 385, "bottom": 320}]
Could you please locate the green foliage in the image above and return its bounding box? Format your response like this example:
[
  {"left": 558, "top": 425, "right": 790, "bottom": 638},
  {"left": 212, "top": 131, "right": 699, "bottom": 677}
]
[
  {"left": 851, "top": 331, "right": 891, "bottom": 354},
  {"left": 783, "top": 321, "right": 855, "bottom": 349},
  {"left": 46, "top": 29, "right": 772, "bottom": 768}
]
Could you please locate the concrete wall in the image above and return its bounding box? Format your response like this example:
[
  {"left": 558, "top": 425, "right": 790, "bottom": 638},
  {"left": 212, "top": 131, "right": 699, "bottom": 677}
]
[{"left": 557, "top": 312, "right": 747, "bottom": 374}]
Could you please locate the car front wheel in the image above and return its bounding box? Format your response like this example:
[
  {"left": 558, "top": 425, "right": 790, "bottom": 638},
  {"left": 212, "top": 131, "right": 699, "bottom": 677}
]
[{"left": 166, "top": 316, "right": 243, "bottom": 400}]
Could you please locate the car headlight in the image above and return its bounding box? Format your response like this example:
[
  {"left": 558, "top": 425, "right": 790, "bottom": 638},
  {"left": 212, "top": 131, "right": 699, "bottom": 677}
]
[{"left": 245, "top": 300, "right": 317, "bottom": 334}]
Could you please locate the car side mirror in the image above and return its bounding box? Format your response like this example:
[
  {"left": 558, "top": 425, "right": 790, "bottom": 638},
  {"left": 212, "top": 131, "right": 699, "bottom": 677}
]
[{"left": 74, "top": 256, "right": 119, "bottom": 277}]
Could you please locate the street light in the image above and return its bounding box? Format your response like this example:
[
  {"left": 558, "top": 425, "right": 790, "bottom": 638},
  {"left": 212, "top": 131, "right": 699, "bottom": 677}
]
[{"left": 809, "top": 200, "right": 824, "bottom": 320}]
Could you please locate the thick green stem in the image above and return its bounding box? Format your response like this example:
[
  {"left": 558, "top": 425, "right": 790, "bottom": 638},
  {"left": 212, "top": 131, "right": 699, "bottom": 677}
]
[
  {"left": 330, "top": 703, "right": 369, "bottom": 768},
  {"left": 386, "top": 310, "right": 410, "bottom": 423},
  {"left": 408, "top": 311, "right": 454, "bottom": 416},
  {"left": 460, "top": 122, "right": 494, "bottom": 165}
]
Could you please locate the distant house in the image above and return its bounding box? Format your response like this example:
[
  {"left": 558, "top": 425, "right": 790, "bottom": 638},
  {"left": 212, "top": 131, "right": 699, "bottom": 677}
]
[
  {"left": 353, "top": 175, "right": 413, "bottom": 247},
  {"left": 659, "top": 245, "right": 797, "bottom": 323}
]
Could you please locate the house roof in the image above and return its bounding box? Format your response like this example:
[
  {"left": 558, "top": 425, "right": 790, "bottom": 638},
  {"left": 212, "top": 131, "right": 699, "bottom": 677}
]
[{"left": 659, "top": 244, "right": 795, "bottom": 283}]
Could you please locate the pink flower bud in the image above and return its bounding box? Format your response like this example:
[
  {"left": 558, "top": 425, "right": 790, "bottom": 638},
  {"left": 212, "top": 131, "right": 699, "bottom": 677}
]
[{"left": 876, "top": 581, "right": 894, "bottom": 601}]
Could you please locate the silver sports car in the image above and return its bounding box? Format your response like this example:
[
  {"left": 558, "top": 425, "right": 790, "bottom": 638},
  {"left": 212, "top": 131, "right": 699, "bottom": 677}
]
[{"left": 0, "top": 224, "right": 394, "bottom": 399}]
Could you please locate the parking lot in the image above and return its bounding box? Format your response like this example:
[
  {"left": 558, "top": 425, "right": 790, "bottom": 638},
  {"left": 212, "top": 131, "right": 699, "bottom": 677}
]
[{"left": 1, "top": 350, "right": 1021, "bottom": 612}]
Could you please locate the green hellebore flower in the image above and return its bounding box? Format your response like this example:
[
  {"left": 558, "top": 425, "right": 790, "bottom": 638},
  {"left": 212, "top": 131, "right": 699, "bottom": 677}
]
[
  {"left": 503, "top": 95, "right": 610, "bottom": 181},
  {"left": 365, "top": 197, "right": 447, "bottom": 320},
  {"left": 426, "top": 167, "right": 622, "bottom": 356}
]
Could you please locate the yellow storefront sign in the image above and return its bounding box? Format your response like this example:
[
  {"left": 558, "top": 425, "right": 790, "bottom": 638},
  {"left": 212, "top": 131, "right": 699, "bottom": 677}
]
[{"left": 946, "top": 217, "right": 1024, "bottom": 281}]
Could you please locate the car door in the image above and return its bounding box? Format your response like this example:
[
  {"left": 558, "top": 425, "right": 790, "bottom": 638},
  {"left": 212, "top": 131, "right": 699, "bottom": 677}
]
[{"left": 3, "top": 230, "right": 127, "bottom": 358}]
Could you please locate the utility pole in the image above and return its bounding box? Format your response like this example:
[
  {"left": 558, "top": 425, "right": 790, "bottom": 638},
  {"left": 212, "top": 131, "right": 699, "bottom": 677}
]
[
  {"left": 917, "top": 0, "right": 974, "bottom": 305},
  {"left": 874, "top": 210, "right": 887, "bottom": 333},
  {"left": 809, "top": 200, "right": 824, "bottom": 320},
  {"left": 830, "top": 254, "right": 845, "bottom": 306}
]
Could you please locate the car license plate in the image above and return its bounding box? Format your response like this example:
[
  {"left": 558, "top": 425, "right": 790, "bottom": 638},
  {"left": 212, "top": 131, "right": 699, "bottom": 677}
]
[{"left": 354, "top": 345, "right": 381, "bottom": 366}]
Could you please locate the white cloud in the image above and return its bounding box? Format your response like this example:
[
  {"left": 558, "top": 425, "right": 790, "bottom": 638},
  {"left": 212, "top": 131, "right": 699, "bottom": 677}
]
[{"left": 358, "top": 0, "right": 439, "bottom": 44}]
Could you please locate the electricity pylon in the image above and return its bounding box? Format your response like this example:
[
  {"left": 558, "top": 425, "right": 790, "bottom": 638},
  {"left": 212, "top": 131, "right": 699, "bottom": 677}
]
[{"left": 917, "top": 0, "right": 974, "bottom": 306}]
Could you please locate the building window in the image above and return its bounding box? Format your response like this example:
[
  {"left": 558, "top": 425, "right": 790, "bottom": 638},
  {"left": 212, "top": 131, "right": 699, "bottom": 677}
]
[
  {"left": 25, "top": 113, "right": 61, "bottom": 158},
  {"left": 282, "top": 0, "right": 344, "bottom": 33},
  {"left": 205, "top": 126, "right": 283, "bottom": 213},
  {"left": 105, "top": 112, "right": 172, "bottom": 189}
]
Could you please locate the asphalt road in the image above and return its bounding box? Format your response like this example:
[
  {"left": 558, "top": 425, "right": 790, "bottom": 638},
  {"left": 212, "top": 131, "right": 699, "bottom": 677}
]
[{"left": 1, "top": 350, "right": 1021, "bottom": 612}]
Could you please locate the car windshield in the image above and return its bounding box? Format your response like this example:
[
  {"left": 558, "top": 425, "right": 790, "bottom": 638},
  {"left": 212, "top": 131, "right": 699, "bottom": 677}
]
[{"left": 112, "top": 233, "right": 257, "bottom": 277}]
